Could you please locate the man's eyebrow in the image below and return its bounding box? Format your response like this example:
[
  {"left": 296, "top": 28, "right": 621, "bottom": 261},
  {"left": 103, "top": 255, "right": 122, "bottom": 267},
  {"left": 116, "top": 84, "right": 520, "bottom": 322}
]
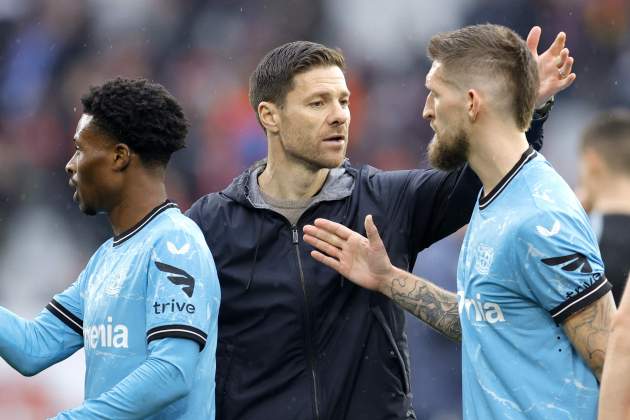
[
  {"left": 306, "top": 89, "right": 351, "bottom": 99},
  {"left": 306, "top": 91, "right": 333, "bottom": 99}
]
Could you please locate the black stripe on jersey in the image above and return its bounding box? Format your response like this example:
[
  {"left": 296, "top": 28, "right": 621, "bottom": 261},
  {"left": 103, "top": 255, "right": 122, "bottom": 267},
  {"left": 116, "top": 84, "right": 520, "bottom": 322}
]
[
  {"left": 549, "top": 275, "right": 612, "bottom": 323},
  {"left": 147, "top": 324, "right": 208, "bottom": 351},
  {"left": 113, "top": 200, "right": 179, "bottom": 247},
  {"left": 479, "top": 146, "right": 537, "bottom": 210},
  {"left": 46, "top": 299, "right": 83, "bottom": 336}
]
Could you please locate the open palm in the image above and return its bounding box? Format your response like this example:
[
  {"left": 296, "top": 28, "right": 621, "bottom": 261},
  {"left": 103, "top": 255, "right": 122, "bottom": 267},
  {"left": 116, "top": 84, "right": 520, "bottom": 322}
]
[
  {"left": 303, "top": 215, "right": 393, "bottom": 292},
  {"left": 527, "top": 26, "right": 576, "bottom": 107}
]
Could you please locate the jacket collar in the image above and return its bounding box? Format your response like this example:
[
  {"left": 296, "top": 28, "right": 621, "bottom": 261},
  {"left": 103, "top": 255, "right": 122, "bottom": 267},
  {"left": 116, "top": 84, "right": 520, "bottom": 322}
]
[{"left": 222, "top": 159, "right": 356, "bottom": 209}]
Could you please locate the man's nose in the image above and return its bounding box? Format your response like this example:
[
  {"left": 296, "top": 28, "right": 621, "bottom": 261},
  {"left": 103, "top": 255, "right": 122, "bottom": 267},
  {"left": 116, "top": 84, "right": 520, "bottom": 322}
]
[
  {"left": 422, "top": 98, "right": 433, "bottom": 121},
  {"left": 328, "top": 102, "right": 349, "bottom": 126},
  {"left": 65, "top": 155, "right": 76, "bottom": 176}
]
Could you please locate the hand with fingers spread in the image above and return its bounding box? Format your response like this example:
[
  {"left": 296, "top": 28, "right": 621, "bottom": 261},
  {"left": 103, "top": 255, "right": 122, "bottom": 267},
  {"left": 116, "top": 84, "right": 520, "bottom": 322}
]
[
  {"left": 303, "top": 215, "right": 394, "bottom": 294},
  {"left": 304, "top": 216, "right": 462, "bottom": 342},
  {"left": 526, "top": 26, "right": 576, "bottom": 108}
]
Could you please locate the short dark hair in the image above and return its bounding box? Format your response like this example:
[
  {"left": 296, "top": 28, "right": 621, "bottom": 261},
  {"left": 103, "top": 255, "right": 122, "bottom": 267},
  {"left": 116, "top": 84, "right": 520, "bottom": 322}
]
[
  {"left": 249, "top": 41, "right": 345, "bottom": 125},
  {"left": 81, "top": 77, "right": 188, "bottom": 166},
  {"left": 427, "top": 24, "right": 539, "bottom": 131},
  {"left": 581, "top": 109, "right": 630, "bottom": 176}
]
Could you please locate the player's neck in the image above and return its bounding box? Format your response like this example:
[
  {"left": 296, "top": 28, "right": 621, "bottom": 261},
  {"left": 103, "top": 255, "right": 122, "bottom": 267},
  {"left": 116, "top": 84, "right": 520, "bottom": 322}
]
[
  {"left": 468, "top": 125, "right": 529, "bottom": 196},
  {"left": 593, "top": 177, "right": 630, "bottom": 215},
  {"left": 259, "top": 153, "right": 329, "bottom": 201},
  {"left": 107, "top": 176, "right": 168, "bottom": 237}
]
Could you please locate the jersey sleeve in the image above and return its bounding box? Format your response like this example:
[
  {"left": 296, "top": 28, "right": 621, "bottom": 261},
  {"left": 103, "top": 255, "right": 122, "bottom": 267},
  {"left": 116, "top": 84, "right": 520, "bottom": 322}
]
[
  {"left": 0, "top": 268, "right": 86, "bottom": 376},
  {"left": 50, "top": 338, "right": 199, "bottom": 420},
  {"left": 515, "top": 210, "right": 611, "bottom": 324},
  {"left": 45, "top": 268, "right": 86, "bottom": 337},
  {"left": 145, "top": 230, "right": 220, "bottom": 351}
]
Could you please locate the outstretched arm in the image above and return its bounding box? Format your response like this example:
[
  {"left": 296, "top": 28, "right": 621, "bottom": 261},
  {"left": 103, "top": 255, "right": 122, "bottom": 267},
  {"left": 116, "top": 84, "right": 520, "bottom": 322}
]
[
  {"left": 599, "top": 274, "right": 630, "bottom": 420},
  {"left": 0, "top": 274, "right": 86, "bottom": 376},
  {"left": 303, "top": 215, "right": 461, "bottom": 342},
  {"left": 0, "top": 306, "right": 83, "bottom": 376},
  {"left": 52, "top": 338, "right": 199, "bottom": 419},
  {"left": 382, "top": 267, "right": 461, "bottom": 342}
]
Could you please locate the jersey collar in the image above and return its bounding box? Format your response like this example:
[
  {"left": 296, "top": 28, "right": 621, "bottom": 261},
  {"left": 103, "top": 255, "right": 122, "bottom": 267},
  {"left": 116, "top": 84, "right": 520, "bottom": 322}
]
[
  {"left": 113, "top": 200, "right": 178, "bottom": 247},
  {"left": 479, "top": 146, "right": 537, "bottom": 211}
]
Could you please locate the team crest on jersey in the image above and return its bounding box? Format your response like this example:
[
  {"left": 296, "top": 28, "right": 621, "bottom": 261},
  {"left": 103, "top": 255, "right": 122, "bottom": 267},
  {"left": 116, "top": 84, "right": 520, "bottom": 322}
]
[
  {"left": 105, "top": 272, "right": 126, "bottom": 296},
  {"left": 475, "top": 244, "right": 494, "bottom": 275}
]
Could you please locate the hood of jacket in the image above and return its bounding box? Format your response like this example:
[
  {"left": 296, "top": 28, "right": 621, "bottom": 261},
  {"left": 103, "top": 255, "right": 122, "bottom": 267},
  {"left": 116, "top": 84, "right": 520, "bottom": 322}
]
[{"left": 221, "top": 158, "right": 356, "bottom": 211}]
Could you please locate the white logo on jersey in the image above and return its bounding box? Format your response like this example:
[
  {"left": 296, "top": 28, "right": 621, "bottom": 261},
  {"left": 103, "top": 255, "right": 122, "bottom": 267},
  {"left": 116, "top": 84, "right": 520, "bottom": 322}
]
[
  {"left": 105, "top": 272, "right": 125, "bottom": 296},
  {"left": 457, "top": 292, "right": 506, "bottom": 324},
  {"left": 84, "top": 316, "right": 129, "bottom": 349},
  {"left": 536, "top": 220, "right": 560, "bottom": 237},
  {"left": 475, "top": 244, "right": 494, "bottom": 275},
  {"left": 167, "top": 241, "right": 190, "bottom": 255}
]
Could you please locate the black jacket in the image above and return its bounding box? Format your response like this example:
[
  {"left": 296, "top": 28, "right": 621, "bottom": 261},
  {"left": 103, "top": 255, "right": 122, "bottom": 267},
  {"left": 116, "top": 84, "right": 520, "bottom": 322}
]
[{"left": 186, "top": 114, "right": 546, "bottom": 420}]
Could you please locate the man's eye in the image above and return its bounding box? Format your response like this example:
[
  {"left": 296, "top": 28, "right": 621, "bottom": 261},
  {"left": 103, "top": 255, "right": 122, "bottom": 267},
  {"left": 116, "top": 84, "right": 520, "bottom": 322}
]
[{"left": 310, "top": 101, "right": 324, "bottom": 108}]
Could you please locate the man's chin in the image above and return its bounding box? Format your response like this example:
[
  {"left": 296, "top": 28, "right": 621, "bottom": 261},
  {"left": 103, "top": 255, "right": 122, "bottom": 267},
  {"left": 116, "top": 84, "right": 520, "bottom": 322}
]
[
  {"left": 326, "top": 156, "right": 345, "bottom": 168},
  {"left": 303, "top": 154, "right": 346, "bottom": 170},
  {"left": 78, "top": 202, "right": 98, "bottom": 216},
  {"left": 427, "top": 139, "right": 467, "bottom": 171}
]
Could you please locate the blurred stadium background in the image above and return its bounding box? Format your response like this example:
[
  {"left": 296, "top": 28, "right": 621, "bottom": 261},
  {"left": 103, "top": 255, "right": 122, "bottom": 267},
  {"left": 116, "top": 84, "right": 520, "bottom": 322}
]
[{"left": 0, "top": 0, "right": 627, "bottom": 418}]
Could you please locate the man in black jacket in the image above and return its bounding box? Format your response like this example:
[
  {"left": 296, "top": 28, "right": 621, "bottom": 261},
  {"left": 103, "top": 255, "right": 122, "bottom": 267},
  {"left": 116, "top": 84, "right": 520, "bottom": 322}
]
[{"left": 187, "top": 29, "right": 574, "bottom": 419}]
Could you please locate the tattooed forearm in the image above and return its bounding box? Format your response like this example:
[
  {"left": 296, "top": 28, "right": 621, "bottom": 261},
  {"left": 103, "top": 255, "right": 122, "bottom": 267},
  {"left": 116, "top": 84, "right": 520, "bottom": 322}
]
[
  {"left": 563, "top": 292, "right": 616, "bottom": 381},
  {"left": 387, "top": 270, "right": 461, "bottom": 342}
]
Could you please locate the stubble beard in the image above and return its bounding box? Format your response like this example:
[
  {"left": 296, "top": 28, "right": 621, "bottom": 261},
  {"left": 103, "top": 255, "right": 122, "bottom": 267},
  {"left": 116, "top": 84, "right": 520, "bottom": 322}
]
[
  {"left": 285, "top": 134, "right": 347, "bottom": 170},
  {"left": 427, "top": 128, "right": 469, "bottom": 172}
]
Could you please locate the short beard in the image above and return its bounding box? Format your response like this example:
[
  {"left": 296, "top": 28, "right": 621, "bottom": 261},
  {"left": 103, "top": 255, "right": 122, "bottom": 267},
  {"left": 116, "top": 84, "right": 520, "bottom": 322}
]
[{"left": 427, "top": 129, "right": 469, "bottom": 171}]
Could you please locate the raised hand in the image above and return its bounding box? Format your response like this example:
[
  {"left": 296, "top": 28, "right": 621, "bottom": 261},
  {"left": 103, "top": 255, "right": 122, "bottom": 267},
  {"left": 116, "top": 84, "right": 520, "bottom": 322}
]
[
  {"left": 527, "top": 26, "right": 576, "bottom": 108},
  {"left": 303, "top": 215, "right": 393, "bottom": 293}
]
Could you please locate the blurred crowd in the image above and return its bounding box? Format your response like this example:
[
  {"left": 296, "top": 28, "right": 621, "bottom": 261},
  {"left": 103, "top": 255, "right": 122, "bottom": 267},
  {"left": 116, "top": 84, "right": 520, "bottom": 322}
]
[{"left": 0, "top": 0, "right": 628, "bottom": 418}]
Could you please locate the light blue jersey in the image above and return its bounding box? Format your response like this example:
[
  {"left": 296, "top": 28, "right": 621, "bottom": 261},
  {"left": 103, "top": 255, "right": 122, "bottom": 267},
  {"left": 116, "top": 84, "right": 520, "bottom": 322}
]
[
  {"left": 457, "top": 147, "right": 610, "bottom": 420},
  {"left": 47, "top": 201, "right": 220, "bottom": 419}
]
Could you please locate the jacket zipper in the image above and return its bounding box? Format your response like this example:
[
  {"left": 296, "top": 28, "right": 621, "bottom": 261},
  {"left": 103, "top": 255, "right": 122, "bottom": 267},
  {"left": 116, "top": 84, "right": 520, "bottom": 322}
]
[{"left": 292, "top": 225, "right": 321, "bottom": 420}]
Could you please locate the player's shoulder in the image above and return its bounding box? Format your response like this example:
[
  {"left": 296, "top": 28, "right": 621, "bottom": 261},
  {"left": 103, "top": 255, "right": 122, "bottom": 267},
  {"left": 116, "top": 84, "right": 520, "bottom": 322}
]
[
  {"left": 515, "top": 156, "right": 588, "bottom": 233},
  {"left": 519, "top": 156, "right": 580, "bottom": 213},
  {"left": 86, "top": 238, "right": 114, "bottom": 264},
  {"left": 149, "top": 207, "right": 208, "bottom": 248}
]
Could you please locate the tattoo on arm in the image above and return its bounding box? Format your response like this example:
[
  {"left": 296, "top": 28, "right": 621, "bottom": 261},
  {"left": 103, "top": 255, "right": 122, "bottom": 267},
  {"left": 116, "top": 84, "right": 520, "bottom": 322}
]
[
  {"left": 388, "top": 273, "right": 461, "bottom": 342},
  {"left": 563, "top": 293, "right": 615, "bottom": 381}
]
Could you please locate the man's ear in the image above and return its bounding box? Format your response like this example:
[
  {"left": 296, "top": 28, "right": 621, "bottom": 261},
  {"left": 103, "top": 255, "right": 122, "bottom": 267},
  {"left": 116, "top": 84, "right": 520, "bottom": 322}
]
[
  {"left": 467, "top": 89, "right": 481, "bottom": 122},
  {"left": 112, "top": 143, "right": 132, "bottom": 171},
  {"left": 258, "top": 101, "right": 281, "bottom": 134}
]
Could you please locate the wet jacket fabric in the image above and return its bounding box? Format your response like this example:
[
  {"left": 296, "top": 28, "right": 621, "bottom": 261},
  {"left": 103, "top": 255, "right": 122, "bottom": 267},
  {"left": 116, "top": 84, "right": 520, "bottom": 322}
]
[{"left": 186, "top": 115, "right": 546, "bottom": 420}]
